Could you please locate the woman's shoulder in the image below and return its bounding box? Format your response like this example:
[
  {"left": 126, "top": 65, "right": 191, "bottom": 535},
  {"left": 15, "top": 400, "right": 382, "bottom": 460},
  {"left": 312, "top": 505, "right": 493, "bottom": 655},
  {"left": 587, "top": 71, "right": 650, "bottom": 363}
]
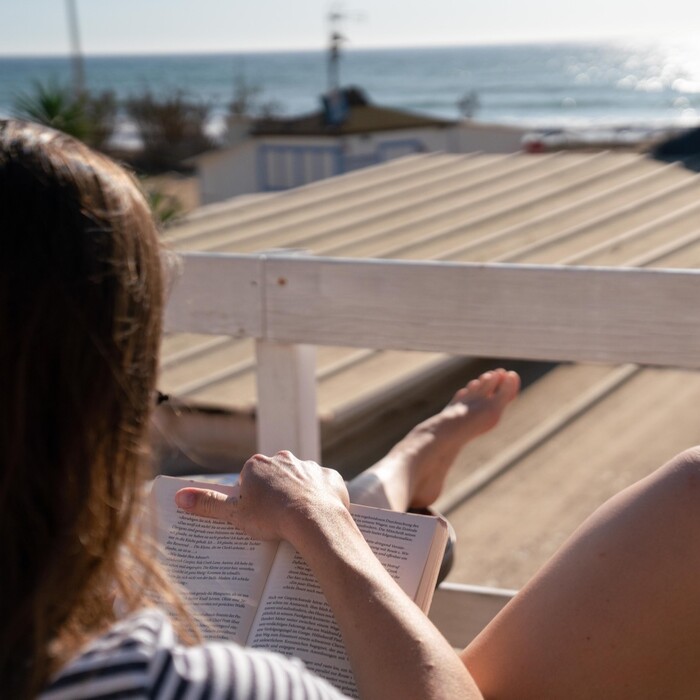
[
  {"left": 40, "top": 608, "right": 349, "bottom": 699},
  {"left": 39, "top": 608, "right": 176, "bottom": 699}
]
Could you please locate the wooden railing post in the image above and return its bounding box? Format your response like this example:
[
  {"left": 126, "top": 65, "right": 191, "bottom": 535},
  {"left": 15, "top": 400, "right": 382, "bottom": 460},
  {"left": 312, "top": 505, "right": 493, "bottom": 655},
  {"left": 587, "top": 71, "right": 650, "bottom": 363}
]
[{"left": 255, "top": 340, "right": 320, "bottom": 461}]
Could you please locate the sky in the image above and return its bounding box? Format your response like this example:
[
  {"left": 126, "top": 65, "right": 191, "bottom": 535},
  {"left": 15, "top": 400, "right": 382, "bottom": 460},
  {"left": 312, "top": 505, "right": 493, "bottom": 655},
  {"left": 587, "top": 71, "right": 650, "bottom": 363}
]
[{"left": 3, "top": 0, "right": 700, "bottom": 56}]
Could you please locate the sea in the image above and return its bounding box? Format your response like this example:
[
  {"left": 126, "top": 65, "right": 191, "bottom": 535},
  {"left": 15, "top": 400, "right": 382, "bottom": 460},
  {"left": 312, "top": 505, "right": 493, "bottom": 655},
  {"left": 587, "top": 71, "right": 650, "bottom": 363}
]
[{"left": 2, "top": 40, "right": 700, "bottom": 145}]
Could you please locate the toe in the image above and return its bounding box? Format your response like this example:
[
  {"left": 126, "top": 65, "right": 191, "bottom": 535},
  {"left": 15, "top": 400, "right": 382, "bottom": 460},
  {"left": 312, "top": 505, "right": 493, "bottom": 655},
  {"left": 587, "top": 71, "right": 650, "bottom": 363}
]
[
  {"left": 457, "top": 377, "right": 482, "bottom": 399},
  {"left": 495, "top": 370, "right": 520, "bottom": 403},
  {"left": 452, "top": 369, "right": 514, "bottom": 406},
  {"left": 478, "top": 370, "right": 503, "bottom": 397}
]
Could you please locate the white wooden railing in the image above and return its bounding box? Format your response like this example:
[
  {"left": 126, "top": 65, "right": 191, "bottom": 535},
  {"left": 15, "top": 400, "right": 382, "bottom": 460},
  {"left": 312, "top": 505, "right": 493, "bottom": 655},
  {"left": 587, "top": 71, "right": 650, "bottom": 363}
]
[{"left": 164, "top": 252, "right": 700, "bottom": 645}]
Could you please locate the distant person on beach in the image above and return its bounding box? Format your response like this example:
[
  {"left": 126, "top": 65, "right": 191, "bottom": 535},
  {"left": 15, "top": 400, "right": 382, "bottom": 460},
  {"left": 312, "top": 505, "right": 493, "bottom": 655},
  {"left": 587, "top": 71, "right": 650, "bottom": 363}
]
[{"left": 4, "top": 118, "right": 700, "bottom": 700}]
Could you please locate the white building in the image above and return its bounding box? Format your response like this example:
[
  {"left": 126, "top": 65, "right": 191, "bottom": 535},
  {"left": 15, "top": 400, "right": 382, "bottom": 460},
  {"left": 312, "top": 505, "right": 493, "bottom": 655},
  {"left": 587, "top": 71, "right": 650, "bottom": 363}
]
[{"left": 193, "top": 89, "right": 526, "bottom": 205}]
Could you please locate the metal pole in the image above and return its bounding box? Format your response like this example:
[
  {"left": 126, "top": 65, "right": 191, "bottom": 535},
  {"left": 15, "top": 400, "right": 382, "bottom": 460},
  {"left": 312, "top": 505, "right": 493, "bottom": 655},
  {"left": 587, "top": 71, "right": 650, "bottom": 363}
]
[
  {"left": 65, "top": 0, "right": 85, "bottom": 98},
  {"left": 327, "top": 8, "right": 344, "bottom": 94},
  {"left": 328, "top": 33, "right": 341, "bottom": 94}
]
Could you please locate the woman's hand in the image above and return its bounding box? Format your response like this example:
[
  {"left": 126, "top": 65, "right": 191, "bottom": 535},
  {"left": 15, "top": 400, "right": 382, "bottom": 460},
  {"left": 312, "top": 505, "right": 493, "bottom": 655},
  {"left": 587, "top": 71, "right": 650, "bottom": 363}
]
[
  {"left": 176, "top": 450, "right": 482, "bottom": 699},
  {"left": 175, "top": 450, "right": 350, "bottom": 543}
]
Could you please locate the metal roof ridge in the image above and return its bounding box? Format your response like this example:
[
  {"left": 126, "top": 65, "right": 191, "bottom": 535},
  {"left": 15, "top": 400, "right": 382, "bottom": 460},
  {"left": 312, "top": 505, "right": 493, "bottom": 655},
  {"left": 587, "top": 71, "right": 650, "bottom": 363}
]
[
  {"left": 429, "top": 159, "right": 679, "bottom": 263},
  {"left": 314, "top": 153, "right": 600, "bottom": 258},
  {"left": 363, "top": 153, "right": 638, "bottom": 261},
  {"left": 168, "top": 153, "right": 454, "bottom": 241},
  {"left": 560, "top": 198, "right": 700, "bottom": 266},
  {"left": 498, "top": 171, "right": 700, "bottom": 264},
  {"left": 204, "top": 154, "right": 539, "bottom": 255}
]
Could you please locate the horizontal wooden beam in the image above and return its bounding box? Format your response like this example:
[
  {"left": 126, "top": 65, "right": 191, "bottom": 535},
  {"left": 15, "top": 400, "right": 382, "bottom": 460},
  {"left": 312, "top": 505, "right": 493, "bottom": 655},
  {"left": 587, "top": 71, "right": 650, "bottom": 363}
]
[
  {"left": 163, "top": 253, "right": 263, "bottom": 337},
  {"left": 165, "top": 253, "right": 700, "bottom": 369},
  {"left": 266, "top": 256, "right": 700, "bottom": 369}
]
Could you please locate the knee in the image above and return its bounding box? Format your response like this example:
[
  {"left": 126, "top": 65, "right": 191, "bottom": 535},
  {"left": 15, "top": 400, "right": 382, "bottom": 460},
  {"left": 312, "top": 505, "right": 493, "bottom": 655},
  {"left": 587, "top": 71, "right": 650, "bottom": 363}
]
[
  {"left": 647, "top": 446, "right": 700, "bottom": 516},
  {"left": 664, "top": 446, "right": 700, "bottom": 479}
]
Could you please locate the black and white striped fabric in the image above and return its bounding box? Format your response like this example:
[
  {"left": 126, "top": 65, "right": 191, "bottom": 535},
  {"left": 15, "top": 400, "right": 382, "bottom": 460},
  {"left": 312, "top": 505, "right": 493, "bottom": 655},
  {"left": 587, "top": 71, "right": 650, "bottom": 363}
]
[{"left": 40, "top": 609, "right": 350, "bottom": 700}]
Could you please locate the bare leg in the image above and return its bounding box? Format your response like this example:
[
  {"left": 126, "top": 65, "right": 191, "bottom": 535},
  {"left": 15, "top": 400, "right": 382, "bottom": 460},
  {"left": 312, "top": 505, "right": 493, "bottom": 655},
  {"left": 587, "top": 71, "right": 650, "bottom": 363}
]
[
  {"left": 463, "top": 446, "right": 700, "bottom": 699},
  {"left": 347, "top": 369, "right": 520, "bottom": 510}
]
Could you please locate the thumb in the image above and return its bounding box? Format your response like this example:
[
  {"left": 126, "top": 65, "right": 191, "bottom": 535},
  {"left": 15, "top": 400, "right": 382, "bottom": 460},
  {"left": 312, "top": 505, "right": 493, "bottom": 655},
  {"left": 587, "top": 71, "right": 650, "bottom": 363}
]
[{"left": 175, "top": 487, "right": 238, "bottom": 522}]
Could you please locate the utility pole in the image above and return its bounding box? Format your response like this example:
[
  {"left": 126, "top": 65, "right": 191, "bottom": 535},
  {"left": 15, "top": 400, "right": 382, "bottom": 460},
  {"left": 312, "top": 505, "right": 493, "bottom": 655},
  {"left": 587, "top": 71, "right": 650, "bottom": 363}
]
[{"left": 65, "top": 0, "right": 85, "bottom": 98}]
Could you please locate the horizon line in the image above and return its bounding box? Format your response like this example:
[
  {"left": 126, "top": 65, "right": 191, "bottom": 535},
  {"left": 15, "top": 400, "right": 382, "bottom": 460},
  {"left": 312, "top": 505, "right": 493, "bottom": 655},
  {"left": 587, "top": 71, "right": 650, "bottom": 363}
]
[{"left": 0, "top": 34, "right": 673, "bottom": 59}]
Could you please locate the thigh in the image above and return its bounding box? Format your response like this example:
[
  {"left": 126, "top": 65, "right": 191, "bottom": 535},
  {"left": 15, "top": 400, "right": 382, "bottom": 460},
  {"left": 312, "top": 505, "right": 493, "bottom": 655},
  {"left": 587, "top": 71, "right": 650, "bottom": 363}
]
[{"left": 462, "top": 448, "right": 700, "bottom": 700}]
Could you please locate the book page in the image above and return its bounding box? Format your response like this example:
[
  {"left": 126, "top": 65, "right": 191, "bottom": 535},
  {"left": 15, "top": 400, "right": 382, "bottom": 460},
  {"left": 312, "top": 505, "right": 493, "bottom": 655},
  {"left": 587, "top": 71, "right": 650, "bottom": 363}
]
[
  {"left": 248, "top": 541, "right": 358, "bottom": 697},
  {"left": 150, "top": 476, "right": 279, "bottom": 644},
  {"left": 247, "top": 506, "right": 442, "bottom": 698},
  {"left": 350, "top": 504, "right": 440, "bottom": 607}
]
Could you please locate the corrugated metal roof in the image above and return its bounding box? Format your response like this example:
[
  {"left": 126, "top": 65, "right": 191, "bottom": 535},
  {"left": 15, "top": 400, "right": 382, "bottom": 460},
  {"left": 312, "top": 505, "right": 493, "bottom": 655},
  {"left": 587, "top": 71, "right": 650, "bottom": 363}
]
[{"left": 162, "top": 151, "right": 700, "bottom": 587}]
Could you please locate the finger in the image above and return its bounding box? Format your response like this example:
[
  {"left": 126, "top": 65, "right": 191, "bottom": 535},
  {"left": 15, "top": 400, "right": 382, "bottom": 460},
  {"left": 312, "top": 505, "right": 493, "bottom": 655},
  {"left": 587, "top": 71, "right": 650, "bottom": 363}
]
[{"left": 175, "top": 487, "right": 238, "bottom": 521}]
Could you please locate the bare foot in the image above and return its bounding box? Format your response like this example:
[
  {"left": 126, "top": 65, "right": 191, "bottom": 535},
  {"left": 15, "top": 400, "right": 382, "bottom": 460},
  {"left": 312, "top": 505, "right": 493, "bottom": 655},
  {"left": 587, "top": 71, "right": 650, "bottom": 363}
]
[
  {"left": 346, "top": 369, "right": 520, "bottom": 511},
  {"left": 401, "top": 369, "right": 520, "bottom": 508}
]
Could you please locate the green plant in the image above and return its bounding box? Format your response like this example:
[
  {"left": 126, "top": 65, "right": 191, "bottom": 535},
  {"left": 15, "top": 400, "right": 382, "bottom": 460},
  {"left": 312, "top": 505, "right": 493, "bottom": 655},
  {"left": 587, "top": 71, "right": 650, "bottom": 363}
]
[
  {"left": 229, "top": 75, "right": 262, "bottom": 117},
  {"left": 15, "top": 80, "right": 89, "bottom": 139},
  {"left": 125, "top": 90, "right": 212, "bottom": 171},
  {"left": 145, "top": 187, "right": 184, "bottom": 227},
  {"left": 82, "top": 90, "right": 118, "bottom": 150},
  {"left": 14, "top": 80, "right": 117, "bottom": 150},
  {"left": 228, "top": 75, "right": 281, "bottom": 119}
]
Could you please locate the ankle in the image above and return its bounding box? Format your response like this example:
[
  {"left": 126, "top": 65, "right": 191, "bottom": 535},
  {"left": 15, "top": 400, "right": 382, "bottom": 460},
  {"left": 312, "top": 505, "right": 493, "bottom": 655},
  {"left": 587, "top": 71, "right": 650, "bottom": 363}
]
[{"left": 390, "top": 422, "right": 439, "bottom": 459}]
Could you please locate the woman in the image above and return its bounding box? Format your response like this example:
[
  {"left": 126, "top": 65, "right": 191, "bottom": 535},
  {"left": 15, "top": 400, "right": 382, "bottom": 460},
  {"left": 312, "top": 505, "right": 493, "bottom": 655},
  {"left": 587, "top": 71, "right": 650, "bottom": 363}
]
[
  {"left": 1, "top": 118, "right": 504, "bottom": 699},
  {"left": 4, "top": 118, "right": 700, "bottom": 699}
]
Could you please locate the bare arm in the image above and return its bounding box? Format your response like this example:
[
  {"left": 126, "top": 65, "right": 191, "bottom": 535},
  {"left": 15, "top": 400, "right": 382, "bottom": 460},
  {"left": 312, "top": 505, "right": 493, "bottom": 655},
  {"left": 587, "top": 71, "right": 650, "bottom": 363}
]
[{"left": 176, "top": 451, "right": 482, "bottom": 700}]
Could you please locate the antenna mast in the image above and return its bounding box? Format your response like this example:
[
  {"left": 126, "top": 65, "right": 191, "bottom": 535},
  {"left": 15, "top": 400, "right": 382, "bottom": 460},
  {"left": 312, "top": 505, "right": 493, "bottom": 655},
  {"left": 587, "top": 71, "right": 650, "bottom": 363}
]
[{"left": 327, "top": 6, "right": 346, "bottom": 94}]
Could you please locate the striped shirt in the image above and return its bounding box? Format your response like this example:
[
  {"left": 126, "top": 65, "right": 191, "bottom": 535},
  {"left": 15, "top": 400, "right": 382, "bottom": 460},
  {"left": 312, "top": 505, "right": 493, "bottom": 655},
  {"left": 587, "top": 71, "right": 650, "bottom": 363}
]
[{"left": 40, "top": 609, "right": 351, "bottom": 700}]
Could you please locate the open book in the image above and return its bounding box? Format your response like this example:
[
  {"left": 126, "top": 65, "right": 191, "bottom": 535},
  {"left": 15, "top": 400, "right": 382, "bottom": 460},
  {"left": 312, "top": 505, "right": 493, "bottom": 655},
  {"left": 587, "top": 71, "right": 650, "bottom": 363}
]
[{"left": 150, "top": 475, "right": 449, "bottom": 698}]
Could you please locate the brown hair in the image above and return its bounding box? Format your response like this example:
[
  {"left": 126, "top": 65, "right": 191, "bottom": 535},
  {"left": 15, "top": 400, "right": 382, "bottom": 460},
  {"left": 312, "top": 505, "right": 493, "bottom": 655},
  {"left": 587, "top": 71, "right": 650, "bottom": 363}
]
[{"left": 0, "top": 120, "right": 197, "bottom": 698}]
